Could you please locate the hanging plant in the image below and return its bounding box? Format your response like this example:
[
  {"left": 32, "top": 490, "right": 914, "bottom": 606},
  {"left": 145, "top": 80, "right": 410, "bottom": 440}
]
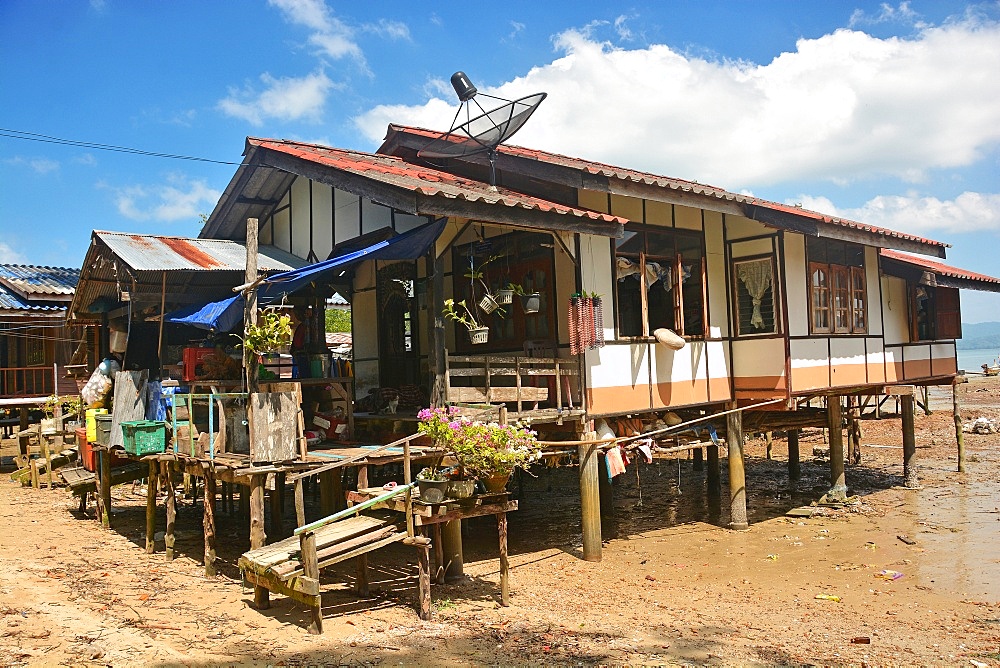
[
  {"left": 443, "top": 299, "right": 490, "bottom": 344},
  {"left": 236, "top": 309, "right": 293, "bottom": 357},
  {"left": 509, "top": 283, "right": 541, "bottom": 314}
]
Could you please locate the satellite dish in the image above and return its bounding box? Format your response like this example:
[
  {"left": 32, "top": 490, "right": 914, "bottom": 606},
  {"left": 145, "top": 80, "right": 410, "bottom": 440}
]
[{"left": 417, "top": 71, "right": 546, "bottom": 186}]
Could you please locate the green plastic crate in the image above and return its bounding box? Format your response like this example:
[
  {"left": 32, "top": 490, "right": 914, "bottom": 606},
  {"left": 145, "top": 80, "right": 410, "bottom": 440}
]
[{"left": 121, "top": 420, "right": 167, "bottom": 456}]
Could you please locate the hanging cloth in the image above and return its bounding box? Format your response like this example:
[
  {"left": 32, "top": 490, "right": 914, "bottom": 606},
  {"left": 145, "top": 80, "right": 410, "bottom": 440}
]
[{"left": 736, "top": 259, "right": 773, "bottom": 329}]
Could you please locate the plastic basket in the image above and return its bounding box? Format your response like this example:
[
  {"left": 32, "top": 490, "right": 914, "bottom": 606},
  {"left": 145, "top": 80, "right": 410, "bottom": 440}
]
[{"left": 121, "top": 420, "right": 167, "bottom": 456}]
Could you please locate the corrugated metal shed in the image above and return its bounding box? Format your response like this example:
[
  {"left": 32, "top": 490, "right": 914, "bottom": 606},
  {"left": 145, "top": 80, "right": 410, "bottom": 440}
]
[
  {"left": 94, "top": 231, "right": 302, "bottom": 272},
  {"left": 0, "top": 264, "right": 78, "bottom": 312}
]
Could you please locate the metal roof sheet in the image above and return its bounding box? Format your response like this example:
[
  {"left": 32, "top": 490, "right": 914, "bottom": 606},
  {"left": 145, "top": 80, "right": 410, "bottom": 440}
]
[
  {"left": 94, "top": 231, "right": 302, "bottom": 272},
  {"left": 245, "top": 137, "right": 629, "bottom": 228},
  {"left": 0, "top": 264, "right": 77, "bottom": 312},
  {"left": 879, "top": 249, "right": 1000, "bottom": 288},
  {"left": 382, "top": 125, "right": 948, "bottom": 252}
]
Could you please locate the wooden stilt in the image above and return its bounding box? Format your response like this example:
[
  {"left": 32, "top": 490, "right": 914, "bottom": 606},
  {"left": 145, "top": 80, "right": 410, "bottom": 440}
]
[
  {"left": 441, "top": 519, "right": 464, "bottom": 580},
  {"left": 145, "top": 460, "right": 158, "bottom": 553},
  {"left": 417, "top": 544, "right": 432, "bottom": 620},
  {"left": 269, "top": 472, "right": 285, "bottom": 539},
  {"left": 954, "top": 380, "right": 965, "bottom": 473},
  {"left": 692, "top": 447, "right": 704, "bottom": 471},
  {"left": 355, "top": 554, "right": 369, "bottom": 597},
  {"left": 727, "top": 404, "right": 748, "bottom": 530},
  {"left": 294, "top": 477, "right": 306, "bottom": 527},
  {"left": 902, "top": 393, "right": 919, "bottom": 488},
  {"left": 41, "top": 436, "right": 53, "bottom": 488},
  {"left": 300, "top": 530, "right": 323, "bottom": 634},
  {"left": 238, "top": 480, "right": 249, "bottom": 525},
  {"left": 578, "top": 433, "right": 602, "bottom": 561},
  {"left": 319, "top": 470, "right": 335, "bottom": 517},
  {"left": 787, "top": 429, "right": 800, "bottom": 481},
  {"left": 433, "top": 522, "right": 444, "bottom": 584},
  {"left": 357, "top": 465, "right": 369, "bottom": 491},
  {"left": 706, "top": 444, "right": 721, "bottom": 494},
  {"left": 764, "top": 431, "right": 773, "bottom": 460},
  {"left": 827, "top": 397, "right": 847, "bottom": 500},
  {"left": 203, "top": 464, "right": 217, "bottom": 577},
  {"left": 162, "top": 461, "right": 175, "bottom": 560},
  {"left": 597, "top": 452, "right": 613, "bottom": 517},
  {"left": 498, "top": 512, "right": 510, "bottom": 606},
  {"left": 848, "top": 397, "right": 862, "bottom": 465},
  {"left": 249, "top": 473, "right": 269, "bottom": 609},
  {"left": 17, "top": 407, "right": 29, "bottom": 466},
  {"left": 98, "top": 448, "right": 112, "bottom": 528}
]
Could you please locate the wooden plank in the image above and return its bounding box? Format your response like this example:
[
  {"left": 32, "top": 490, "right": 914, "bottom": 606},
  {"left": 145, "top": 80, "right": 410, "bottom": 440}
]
[
  {"left": 449, "top": 386, "right": 548, "bottom": 403},
  {"left": 249, "top": 391, "right": 299, "bottom": 463},
  {"left": 300, "top": 531, "right": 322, "bottom": 634},
  {"left": 110, "top": 370, "right": 148, "bottom": 449}
]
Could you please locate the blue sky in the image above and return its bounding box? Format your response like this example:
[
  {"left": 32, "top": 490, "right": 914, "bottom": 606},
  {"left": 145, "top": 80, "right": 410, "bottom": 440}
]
[{"left": 2, "top": 0, "right": 999, "bottom": 321}]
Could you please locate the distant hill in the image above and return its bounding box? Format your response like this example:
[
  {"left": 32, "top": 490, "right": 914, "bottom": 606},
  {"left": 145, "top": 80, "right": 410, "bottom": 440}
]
[{"left": 958, "top": 321, "right": 1000, "bottom": 350}]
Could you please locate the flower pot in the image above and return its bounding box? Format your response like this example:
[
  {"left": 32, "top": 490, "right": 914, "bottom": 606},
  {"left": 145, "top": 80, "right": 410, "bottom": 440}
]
[
  {"left": 483, "top": 472, "right": 512, "bottom": 494},
  {"left": 478, "top": 293, "right": 499, "bottom": 314},
  {"left": 447, "top": 479, "right": 477, "bottom": 499},
  {"left": 521, "top": 293, "right": 541, "bottom": 314},
  {"left": 496, "top": 288, "right": 514, "bottom": 305},
  {"left": 417, "top": 477, "right": 450, "bottom": 504},
  {"left": 468, "top": 327, "right": 489, "bottom": 345}
]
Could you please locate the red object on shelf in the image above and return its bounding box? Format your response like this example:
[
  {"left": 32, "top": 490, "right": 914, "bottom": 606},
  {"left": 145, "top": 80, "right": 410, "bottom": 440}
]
[
  {"left": 78, "top": 426, "right": 128, "bottom": 472},
  {"left": 182, "top": 347, "right": 215, "bottom": 382}
]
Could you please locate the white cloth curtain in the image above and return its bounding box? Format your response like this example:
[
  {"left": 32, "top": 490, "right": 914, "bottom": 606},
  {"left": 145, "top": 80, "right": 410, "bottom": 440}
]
[{"left": 737, "top": 259, "right": 773, "bottom": 329}]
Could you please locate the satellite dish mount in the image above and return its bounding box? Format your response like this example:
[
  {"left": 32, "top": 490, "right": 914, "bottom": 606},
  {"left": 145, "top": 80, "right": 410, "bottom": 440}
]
[{"left": 417, "top": 72, "right": 546, "bottom": 187}]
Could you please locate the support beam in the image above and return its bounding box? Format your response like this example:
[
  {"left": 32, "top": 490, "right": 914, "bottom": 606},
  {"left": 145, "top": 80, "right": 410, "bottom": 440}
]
[
  {"left": 827, "top": 397, "right": 847, "bottom": 501},
  {"left": 300, "top": 531, "right": 323, "bottom": 634},
  {"left": 145, "top": 460, "right": 158, "bottom": 553},
  {"left": 787, "top": 429, "right": 800, "bottom": 481},
  {"left": 954, "top": 380, "right": 965, "bottom": 473},
  {"left": 441, "top": 519, "right": 464, "bottom": 581},
  {"left": 249, "top": 473, "right": 269, "bottom": 609},
  {"left": 902, "top": 394, "right": 919, "bottom": 488},
  {"left": 416, "top": 544, "right": 432, "bottom": 620},
  {"left": 203, "top": 465, "right": 217, "bottom": 577},
  {"left": 578, "top": 433, "right": 602, "bottom": 560},
  {"left": 498, "top": 512, "right": 510, "bottom": 607},
  {"left": 692, "top": 446, "right": 704, "bottom": 471},
  {"left": 706, "top": 444, "right": 721, "bottom": 495},
  {"left": 98, "top": 448, "right": 112, "bottom": 528},
  {"left": 848, "top": 398, "right": 862, "bottom": 466},
  {"left": 163, "top": 461, "right": 176, "bottom": 560},
  {"left": 294, "top": 477, "right": 306, "bottom": 527},
  {"left": 726, "top": 405, "right": 748, "bottom": 530}
]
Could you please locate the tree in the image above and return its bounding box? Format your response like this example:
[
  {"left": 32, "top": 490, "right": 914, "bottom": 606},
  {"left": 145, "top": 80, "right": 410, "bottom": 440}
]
[{"left": 325, "top": 308, "right": 351, "bottom": 333}]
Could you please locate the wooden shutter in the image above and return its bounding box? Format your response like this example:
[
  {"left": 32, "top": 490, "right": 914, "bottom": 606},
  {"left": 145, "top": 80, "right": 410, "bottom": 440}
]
[{"left": 934, "top": 287, "right": 962, "bottom": 340}]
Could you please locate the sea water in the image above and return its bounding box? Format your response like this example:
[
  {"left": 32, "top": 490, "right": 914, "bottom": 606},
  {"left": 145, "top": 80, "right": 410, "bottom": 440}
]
[{"left": 957, "top": 347, "right": 1000, "bottom": 372}]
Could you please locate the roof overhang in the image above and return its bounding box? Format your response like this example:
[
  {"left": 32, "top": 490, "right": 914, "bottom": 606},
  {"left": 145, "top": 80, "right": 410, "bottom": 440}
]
[
  {"left": 380, "top": 125, "right": 948, "bottom": 258},
  {"left": 879, "top": 250, "right": 1000, "bottom": 293}
]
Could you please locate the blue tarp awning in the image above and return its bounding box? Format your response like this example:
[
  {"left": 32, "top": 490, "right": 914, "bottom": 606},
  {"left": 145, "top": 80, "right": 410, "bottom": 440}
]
[
  {"left": 257, "top": 218, "right": 445, "bottom": 301},
  {"left": 163, "top": 219, "right": 445, "bottom": 331},
  {"left": 164, "top": 294, "right": 245, "bottom": 333}
]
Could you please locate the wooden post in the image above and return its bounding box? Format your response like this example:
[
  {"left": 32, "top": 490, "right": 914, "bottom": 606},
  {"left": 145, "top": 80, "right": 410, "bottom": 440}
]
[
  {"left": 706, "top": 444, "right": 721, "bottom": 495},
  {"left": 355, "top": 554, "right": 370, "bottom": 597},
  {"left": 764, "top": 431, "right": 773, "bottom": 460},
  {"left": 145, "top": 460, "right": 158, "bottom": 553},
  {"left": 848, "top": 397, "right": 862, "bottom": 465},
  {"left": 244, "top": 218, "right": 260, "bottom": 396},
  {"left": 98, "top": 448, "right": 112, "bottom": 528},
  {"left": 954, "top": 379, "right": 965, "bottom": 473},
  {"left": 787, "top": 429, "right": 800, "bottom": 481},
  {"left": 319, "top": 470, "right": 335, "bottom": 516},
  {"left": 163, "top": 461, "right": 176, "bottom": 560},
  {"left": 692, "top": 446, "right": 704, "bottom": 471},
  {"left": 41, "top": 435, "right": 53, "bottom": 488},
  {"left": 417, "top": 543, "right": 432, "bottom": 620},
  {"left": 578, "top": 432, "right": 602, "bottom": 561},
  {"left": 726, "top": 404, "right": 748, "bottom": 530},
  {"left": 902, "top": 393, "right": 919, "bottom": 488},
  {"left": 432, "top": 523, "right": 444, "bottom": 584},
  {"left": 203, "top": 464, "right": 217, "bottom": 577},
  {"left": 441, "top": 519, "right": 464, "bottom": 581},
  {"left": 429, "top": 248, "right": 446, "bottom": 407},
  {"left": 294, "top": 477, "right": 306, "bottom": 527},
  {"left": 17, "top": 406, "right": 29, "bottom": 466},
  {"left": 597, "top": 452, "right": 613, "bottom": 519},
  {"left": 827, "top": 397, "right": 847, "bottom": 501},
  {"left": 498, "top": 512, "right": 510, "bottom": 607},
  {"left": 300, "top": 531, "right": 323, "bottom": 634},
  {"left": 269, "top": 472, "right": 285, "bottom": 539},
  {"left": 357, "top": 465, "right": 369, "bottom": 491},
  {"left": 250, "top": 473, "right": 269, "bottom": 609}
]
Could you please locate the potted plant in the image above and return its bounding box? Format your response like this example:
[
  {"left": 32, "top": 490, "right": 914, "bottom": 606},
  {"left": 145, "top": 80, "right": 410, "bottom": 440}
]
[
  {"left": 463, "top": 253, "right": 505, "bottom": 315},
  {"left": 235, "top": 308, "right": 293, "bottom": 377},
  {"left": 496, "top": 283, "right": 515, "bottom": 305},
  {"left": 40, "top": 394, "right": 62, "bottom": 434},
  {"left": 415, "top": 466, "right": 451, "bottom": 504},
  {"left": 417, "top": 406, "right": 478, "bottom": 500},
  {"left": 510, "top": 283, "right": 542, "bottom": 314},
  {"left": 443, "top": 299, "right": 489, "bottom": 345}
]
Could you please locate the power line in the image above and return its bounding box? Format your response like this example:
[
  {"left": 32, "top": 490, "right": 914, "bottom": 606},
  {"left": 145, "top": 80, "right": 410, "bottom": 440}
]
[{"left": 0, "top": 128, "right": 244, "bottom": 166}]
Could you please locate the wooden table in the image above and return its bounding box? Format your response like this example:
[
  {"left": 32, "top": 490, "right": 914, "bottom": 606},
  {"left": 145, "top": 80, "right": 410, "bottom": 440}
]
[{"left": 346, "top": 487, "right": 518, "bottom": 605}]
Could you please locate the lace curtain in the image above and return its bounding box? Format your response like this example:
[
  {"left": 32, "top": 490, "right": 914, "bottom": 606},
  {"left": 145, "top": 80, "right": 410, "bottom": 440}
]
[{"left": 737, "top": 259, "right": 773, "bottom": 329}]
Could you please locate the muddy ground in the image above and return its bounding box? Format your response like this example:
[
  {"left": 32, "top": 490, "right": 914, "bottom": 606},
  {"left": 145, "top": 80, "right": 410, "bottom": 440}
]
[{"left": 2, "top": 379, "right": 999, "bottom": 667}]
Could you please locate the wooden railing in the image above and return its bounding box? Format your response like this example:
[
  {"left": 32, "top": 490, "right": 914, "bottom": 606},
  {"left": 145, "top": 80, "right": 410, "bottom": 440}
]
[
  {"left": 0, "top": 366, "right": 55, "bottom": 398},
  {"left": 444, "top": 353, "right": 581, "bottom": 413}
]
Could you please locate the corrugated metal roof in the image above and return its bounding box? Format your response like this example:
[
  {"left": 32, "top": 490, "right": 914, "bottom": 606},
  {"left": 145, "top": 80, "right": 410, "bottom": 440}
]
[
  {"left": 0, "top": 264, "right": 77, "bottom": 312},
  {"left": 94, "top": 231, "right": 302, "bottom": 272},
  {"left": 880, "top": 249, "right": 1000, "bottom": 287},
  {"left": 382, "top": 125, "right": 948, "bottom": 252},
  {"left": 245, "top": 138, "right": 629, "bottom": 228}
]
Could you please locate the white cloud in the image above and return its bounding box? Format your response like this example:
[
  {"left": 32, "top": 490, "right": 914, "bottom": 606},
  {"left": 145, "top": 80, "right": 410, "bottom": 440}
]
[
  {"left": 269, "top": 0, "right": 364, "bottom": 62},
  {"left": 354, "top": 14, "right": 1000, "bottom": 190},
  {"left": 363, "top": 19, "right": 411, "bottom": 41},
  {"left": 794, "top": 191, "right": 1000, "bottom": 235},
  {"left": 218, "top": 70, "right": 336, "bottom": 126},
  {"left": 0, "top": 241, "right": 25, "bottom": 264},
  {"left": 106, "top": 175, "right": 221, "bottom": 223},
  {"left": 5, "top": 156, "right": 60, "bottom": 175}
]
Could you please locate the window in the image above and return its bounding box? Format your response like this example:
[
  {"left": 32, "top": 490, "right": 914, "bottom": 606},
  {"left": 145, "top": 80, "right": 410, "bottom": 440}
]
[
  {"left": 807, "top": 238, "right": 867, "bottom": 334},
  {"left": 614, "top": 226, "right": 705, "bottom": 338},
  {"left": 911, "top": 285, "right": 961, "bottom": 341},
  {"left": 733, "top": 256, "right": 777, "bottom": 335}
]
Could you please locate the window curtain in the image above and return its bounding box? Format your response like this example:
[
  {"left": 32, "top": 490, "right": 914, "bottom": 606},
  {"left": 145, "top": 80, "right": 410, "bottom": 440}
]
[{"left": 737, "top": 259, "right": 773, "bottom": 329}]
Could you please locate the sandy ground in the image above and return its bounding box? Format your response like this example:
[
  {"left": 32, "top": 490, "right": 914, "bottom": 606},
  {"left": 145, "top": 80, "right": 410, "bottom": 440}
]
[{"left": 2, "top": 379, "right": 999, "bottom": 667}]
